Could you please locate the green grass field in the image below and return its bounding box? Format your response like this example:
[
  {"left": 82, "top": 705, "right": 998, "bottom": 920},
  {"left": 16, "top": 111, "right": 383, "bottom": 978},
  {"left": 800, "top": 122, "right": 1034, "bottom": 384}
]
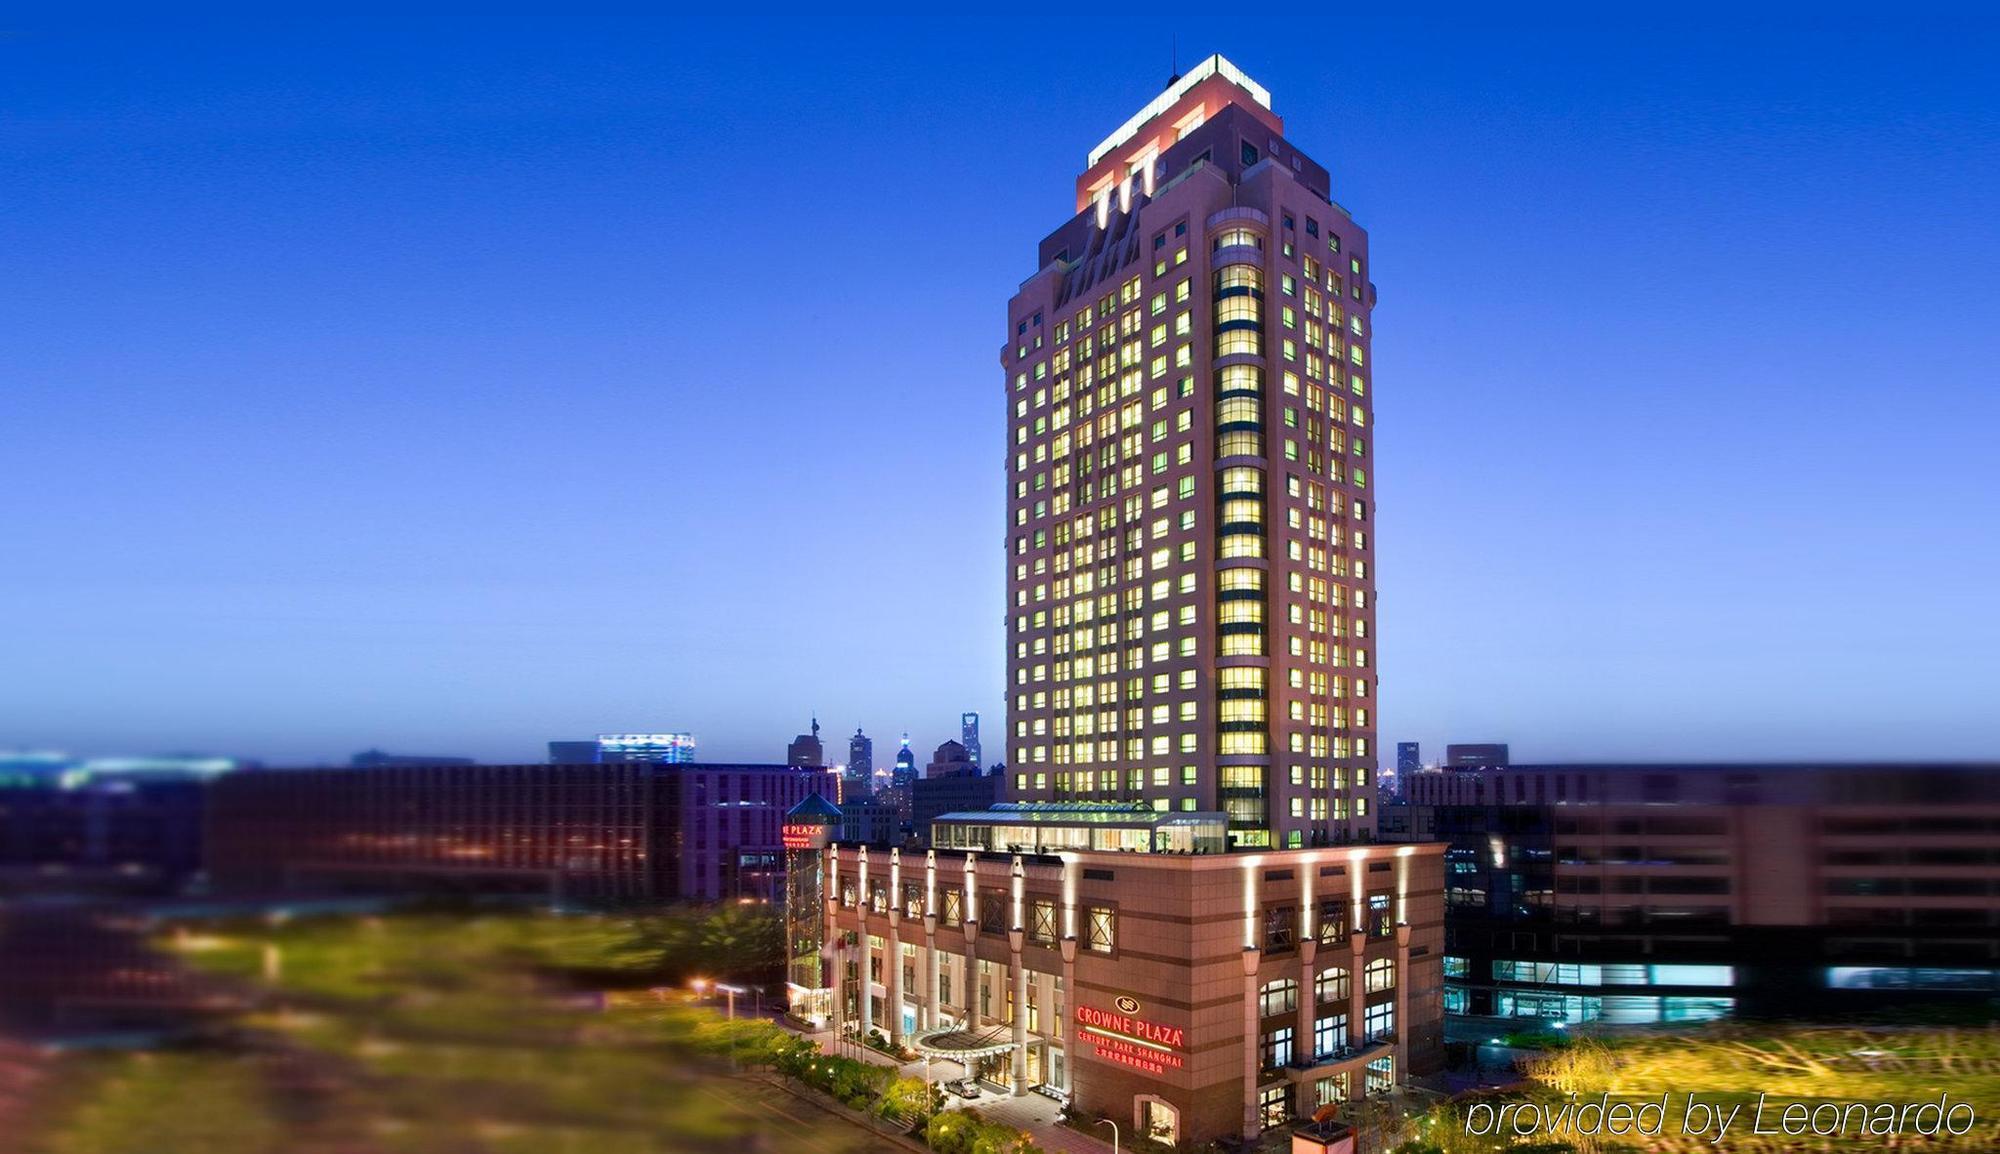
[
  {"left": 27, "top": 911, "right": 1987, "bottom": 1154},
  {"left": 1402, "top": 1024, "right": 2000, "bottom": 1154},
  {"left": 15, "top": 912, "right": 903, "bottom": 1154}
]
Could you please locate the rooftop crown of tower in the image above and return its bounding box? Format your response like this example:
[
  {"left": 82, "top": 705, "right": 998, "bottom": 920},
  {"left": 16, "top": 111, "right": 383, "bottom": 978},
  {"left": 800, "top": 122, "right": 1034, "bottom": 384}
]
[{"left": 1074, "top": 54, "right": 1282, "bottom": 213}]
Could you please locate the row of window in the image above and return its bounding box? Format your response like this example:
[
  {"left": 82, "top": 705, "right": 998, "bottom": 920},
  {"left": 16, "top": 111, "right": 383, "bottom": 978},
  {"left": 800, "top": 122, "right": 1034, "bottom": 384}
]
[
  {"left": 1014, "top": 700, "right": 1375, "bottom": 739},
  {"left": 835, "top": 885, "right": 1119, "bottom": 954},
  {"left": 1014, "top": 246, "right": 1359, "bottom": 379},
  {"left": 1012, "top": 503, "right": 1371, "bottom": 604},
  {"left": 1011, "top": 733, "right": 1377, "bottom": 769},
  {"left": 1011, "top": 634, "right": 1373, "bottom": 687},
  {"left": 1010, "top": 377, "right": 1366, "bottom": 500},
  {"left": 1255, "top": 960, "right": 1397, "bottom": 1017},
  {"left": 1256, "top": 1003, "right": 1394, "bottom": 1070},
  {"left": 1488, "top": 960, "right": 1735, "bottom": 987}
]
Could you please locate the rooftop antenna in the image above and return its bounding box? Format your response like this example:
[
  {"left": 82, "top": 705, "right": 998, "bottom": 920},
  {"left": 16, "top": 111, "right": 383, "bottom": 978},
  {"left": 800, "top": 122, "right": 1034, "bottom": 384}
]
[{"left": 1168, "top": 35, "right": 1180, "bottom": 86}]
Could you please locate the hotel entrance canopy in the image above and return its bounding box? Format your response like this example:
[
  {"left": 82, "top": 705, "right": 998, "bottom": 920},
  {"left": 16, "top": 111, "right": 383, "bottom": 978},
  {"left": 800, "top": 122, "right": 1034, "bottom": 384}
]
[{"left": 910, "top": 1023, "right": 1019, "bottom": 1062}]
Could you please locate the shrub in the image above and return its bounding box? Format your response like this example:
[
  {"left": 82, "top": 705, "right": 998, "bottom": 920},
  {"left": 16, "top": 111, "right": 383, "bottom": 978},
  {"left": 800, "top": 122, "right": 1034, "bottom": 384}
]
[{"left": 927, "top": 1109, "right": 1046, "bottom": 1154}]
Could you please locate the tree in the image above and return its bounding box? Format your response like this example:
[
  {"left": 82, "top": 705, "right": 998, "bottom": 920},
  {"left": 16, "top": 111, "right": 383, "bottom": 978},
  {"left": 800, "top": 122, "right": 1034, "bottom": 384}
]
[{"left": 611, "top": 905, "right": 786, "bottom": 984}]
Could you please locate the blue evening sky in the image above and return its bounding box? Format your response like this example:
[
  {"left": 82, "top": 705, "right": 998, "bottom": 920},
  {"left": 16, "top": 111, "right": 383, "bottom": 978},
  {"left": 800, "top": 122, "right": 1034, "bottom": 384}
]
[{"left": 5, "top": 6, "right": 1997, "bottom": 766}]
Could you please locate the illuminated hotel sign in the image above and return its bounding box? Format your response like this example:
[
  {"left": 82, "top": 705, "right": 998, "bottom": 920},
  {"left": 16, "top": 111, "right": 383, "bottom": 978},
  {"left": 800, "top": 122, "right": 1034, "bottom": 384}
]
[
  {"left": 781, "top": 824, "right": 821, "bottom": 850},
  {"left": 1076, "top": 1003, "right": 1186, "bottom": 1074}
]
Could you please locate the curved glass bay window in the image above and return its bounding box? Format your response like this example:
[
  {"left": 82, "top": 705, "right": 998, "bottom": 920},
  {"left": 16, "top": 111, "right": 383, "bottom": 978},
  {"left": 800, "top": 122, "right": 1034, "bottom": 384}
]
[
  {"left": 1219, "top": 764, "right": 1268, "bottom": 830},
  {"left": 1217, "top": 531, "right": 1265, "bottom": 560},
  {"left": 1211, "top": 227, "right": 1272, "bottom": 844},
  {"left": 1213, "top": 226, "right": 1263, "bottom": 251},
  {"left": 1217, "top": 666, "right": 1268, "bottom": 726},
  {"left": 1214, "top": 263, "right": 1264, "bottom": 359},
  {"left": 1215, "top": 291, "right": 1261, "bottom": 328},
  {"left": 1219, "top": 735, "right": 1269, "bottom": 761},
  {"left": 1218, "top": 467, "right": 1264, "bottom": 530},
  {"left": 1219, "top": 626, "right": 1266, "bottom": 657},
  {"left": 1216, "top": 395, "right": 1262, "bottom": 427},
  {"left": 1216, "top": 366, "right": 1265, "bottom": 458},
  {"left": 1217, "top": 330, "right": 1260, "bottom": 358},
  {"left": 1219, "top": 496, "right": 1264, "bottom": 527},
  {"left": 1217, "top": 429, "right": 1264, "bottom": 458},
  {"left": 1219, "top": 580, "right": 1267, "bottom": 654},
  {"left": 1217, "top": 364, "right": 1262, "bottom": 395}
]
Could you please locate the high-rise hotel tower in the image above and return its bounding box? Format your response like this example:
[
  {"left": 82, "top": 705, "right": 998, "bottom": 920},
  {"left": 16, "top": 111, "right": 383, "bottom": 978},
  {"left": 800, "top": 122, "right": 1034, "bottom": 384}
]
[{"left": 1004, "top": 57, "right": 1377, "bottom": 848}]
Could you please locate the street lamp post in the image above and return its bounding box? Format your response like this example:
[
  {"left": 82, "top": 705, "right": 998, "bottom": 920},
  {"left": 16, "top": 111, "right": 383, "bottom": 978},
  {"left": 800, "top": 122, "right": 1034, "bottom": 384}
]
[
  {"left": 1098, "top": 1118, "right": 1119, "bottom": 1154},
  {"left": 717, "top": 983, "right": 748, "bottom": 1071},
  {"left": 921, "top": 1054, "right": 934, "bottom": 1147}
]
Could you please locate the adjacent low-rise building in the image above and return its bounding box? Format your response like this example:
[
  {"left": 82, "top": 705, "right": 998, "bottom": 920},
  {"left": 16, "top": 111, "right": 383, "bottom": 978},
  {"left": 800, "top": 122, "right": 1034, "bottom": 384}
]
[
  {"left": 0, "top": 754, "right": 235, "bottom": 896},
  {"left": 1441, "top": 744, "right": 1508, "bottom": 769},
  {"left": 1384, "top": 763, "right": 2000, "bottom": 1025},
  {"left": 0, "top": 775, "right": 207, "bottom": 895},
  {"left": 208, "top": 761, "right": 837, "bottom": 905}
]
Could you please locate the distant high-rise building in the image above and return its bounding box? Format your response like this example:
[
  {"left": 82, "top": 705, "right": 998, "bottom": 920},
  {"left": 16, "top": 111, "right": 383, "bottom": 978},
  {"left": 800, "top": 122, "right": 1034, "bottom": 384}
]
[
  {"left": 925, "top": 738, "right": 976, "bottom": 779},
  {"left": 787, "top": 717, "right": 825, "bottom": 767},
  {"left": 1004, "top": 55, "right": 1378, "bottom": 848},
  {"left": 960, "top": 711, "right": 982, "bottom": 768},
  {"left": 910, "top": 770, "right": 999, "bottom": 842},
  {"left": 1445, "top": 743, "right": 1509, "bottom": 769},
  {"left": 597, "top": 733, "right": 696, "bottom": 764},
  {"left": 548, "top": 740, "right": 599, "bottom": 764},
  {"left": 846, "top": 728, "right": 873, "bottom": 798},
  {"left": 548, "top": 734, "right": 697, "bottom": 765},
  {"left": 1382, "top": 740, "right": 1420, "bottom": 801},
  {"left": 892, "top": 734, "right": 917, "bottom": 788},
  {"left": 837, "top": 795, "right": 896, "bottom": 846},
  {"left": 351, "top": 749, "right": 475, "bottom": 768}
]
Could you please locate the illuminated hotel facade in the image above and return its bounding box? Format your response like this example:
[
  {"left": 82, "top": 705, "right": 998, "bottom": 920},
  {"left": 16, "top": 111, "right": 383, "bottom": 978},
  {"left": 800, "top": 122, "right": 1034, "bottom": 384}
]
[
  {"left": 1004, "top": 55, "right": 1378, "bottom": 848},
  {"left": 822, "top": 806, "right": 1444, "bottom": 1145}
]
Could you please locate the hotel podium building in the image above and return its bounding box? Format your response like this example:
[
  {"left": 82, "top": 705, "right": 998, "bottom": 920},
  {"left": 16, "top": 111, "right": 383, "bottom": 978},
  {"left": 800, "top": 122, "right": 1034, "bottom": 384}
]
[
  {"left": 822, "top": 806, "right": 1444, "bottom": 1145},
  {"left": 1003, "top": 56, "right": 1378, "bottom": 849}
]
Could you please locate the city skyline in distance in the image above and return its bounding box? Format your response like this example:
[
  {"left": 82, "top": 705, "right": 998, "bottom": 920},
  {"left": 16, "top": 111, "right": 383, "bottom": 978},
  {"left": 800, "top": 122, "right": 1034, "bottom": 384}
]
[{"left": 5, "top": 10, "right": 1997, "bottom": 767}]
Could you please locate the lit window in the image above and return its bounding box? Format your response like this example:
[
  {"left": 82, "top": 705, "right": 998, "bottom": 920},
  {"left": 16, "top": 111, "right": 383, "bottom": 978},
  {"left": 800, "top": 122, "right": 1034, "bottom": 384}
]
[{"left": 1086, "top": 906, "right": 1116, "bottom": 952}]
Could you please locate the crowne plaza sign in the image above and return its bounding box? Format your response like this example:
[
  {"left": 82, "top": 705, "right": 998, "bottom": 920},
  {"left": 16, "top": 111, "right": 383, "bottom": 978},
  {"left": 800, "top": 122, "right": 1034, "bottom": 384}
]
[
  {"left": 1076, "top": 1003, "right": 1186, "bottom": 1050},
  {"left": 1076, "top": 1001, "right": 1187, "bottom": 1075}
]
